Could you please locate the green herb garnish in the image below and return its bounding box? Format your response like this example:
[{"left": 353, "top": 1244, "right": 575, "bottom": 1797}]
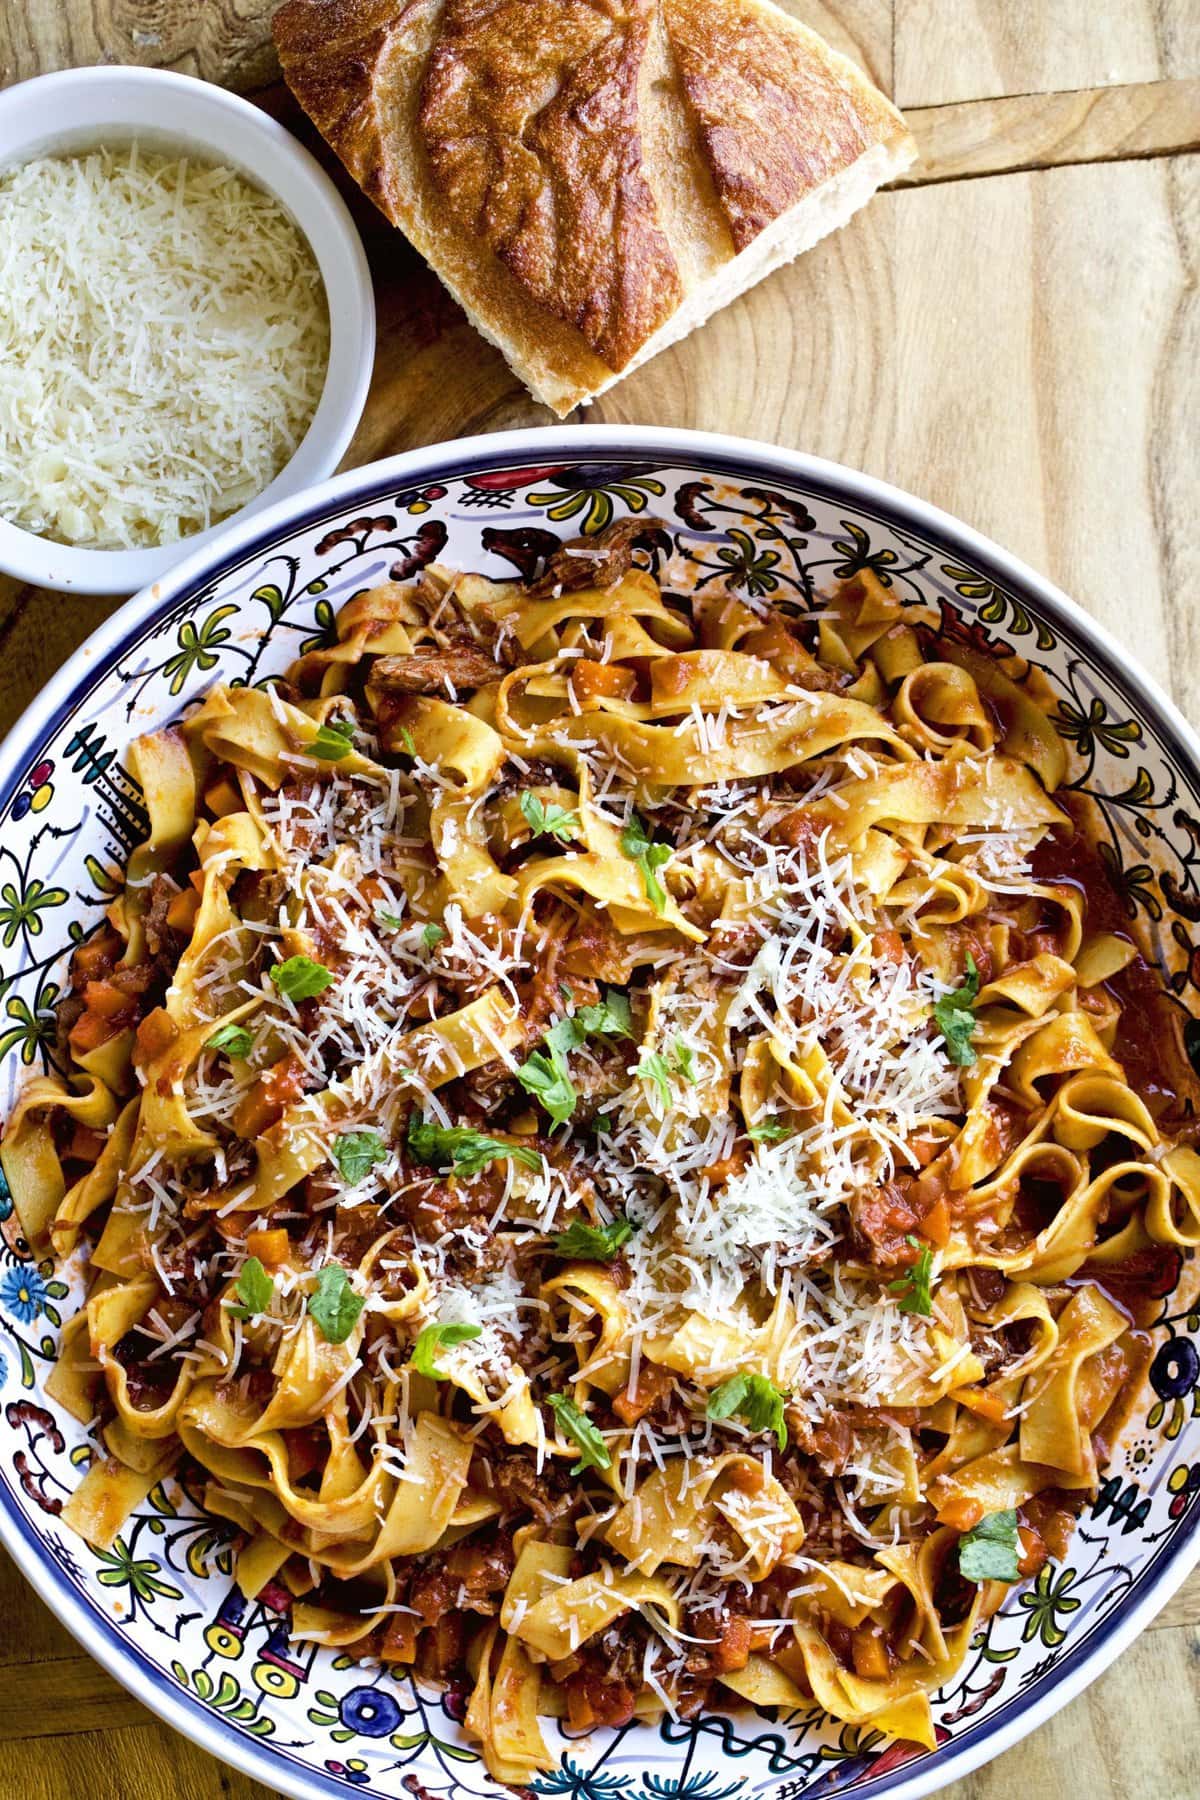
[
  {"left": 547, "top": 1393, "right": 612, "bottom": 1472},
  {"left": 406, "top": 1113, "right": 542, "bottom": 1176},
  {"left": 399, "top": 726, "right": 417, "bottom": 755},
  {"left": 552, "top": 1217, "right": 634, "bottom": 1261},
  {"left": 888, "top": 1236, "right": 935, "bottom": 1317},
  {"left": 934, "top": 953, "right": 980, "bottom": 1067},
  {"left": 307, "top": 1264, "right": 365, "bottom": 1344},
  {"left": 270, "top": 955, "right": 333, "bottom": 1001},
  {"left": 226, "top": 1256, "right": 274, "bottom": 1322},
  {"left": 205, "top": 1021, "right": 253, "bottom": 1060},
  {"left": 706, "top": 1372, "right": 788, "bottom": 1452},
  {"left": 421, "top": 922, "right": 445, "bottom": 950},
  {"left": 520, "top": 791, "right": 581, "bottom": 844},
  {"left": 958, "top": 1508, "right": 1021, "bottom": 1583},
  {"left": 635, "top": 1040, "right": 696, "bottom": 1111},
  {"left": 516, "top": 990, "right": 633, "bottom": 1125},
  {"left": 331, "top": 1130, "right": 388, "bottom": 1186},
  {"left": 747, "top": 1121, "right": 790, "bottom": 1143},
  {"left": 620, "top": 812, "right": 672, "bottom": 914},
  {"left": 377, "top": 909, "right": 405, "bottom": 931},
  {"left": 411, "top": 1321, "right": 483, "bottom": 1379},
  {"left": 310, "top": 718, "right": 356, "bottom": 761}
]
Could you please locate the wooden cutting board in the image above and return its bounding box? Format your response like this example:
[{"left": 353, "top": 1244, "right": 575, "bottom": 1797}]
[{"left": 0, "top": 4, "right": 1198, "bottom": 1798}]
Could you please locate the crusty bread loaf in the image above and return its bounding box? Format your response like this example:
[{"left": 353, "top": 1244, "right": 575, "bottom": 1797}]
[{"left": 273, "top": 0, "right": 916, "bottom": 415}]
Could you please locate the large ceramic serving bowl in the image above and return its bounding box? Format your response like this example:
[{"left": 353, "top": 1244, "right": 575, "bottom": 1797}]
[{"left": 0, "top": 426, "right": 1196, "bottom": 1800}]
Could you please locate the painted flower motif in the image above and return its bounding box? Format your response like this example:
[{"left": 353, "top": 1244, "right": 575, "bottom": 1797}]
[
  {"left": 1018, "top": 1564, "right": 1081, "bottom": 1647},
  {"left": 830, "top": 520, "right": 898, "bottom": 584},
  {"left": 95, "top": 1536, "right": 183, "bottom": 1603},
  {"left": 714, "top": 529, "right": 782, "bottom": 597},
  {"left": 339, "top": 1685, "right": 403, "bottom": 1738},
  {"left": 0, "top": 1263, "right": 48, "bottom": 1324},
  {"left": 162, "top": 605, "right": 238, "bottom": 695},
  {"left": 0, "top": 878, "right": 69, "bottom": 948},
  {"left": 0, "top": 988, "right": 60, "bottom": 1066},
  {"left": 1052, "top": 693, "right": 1141, "bottom": 760}
]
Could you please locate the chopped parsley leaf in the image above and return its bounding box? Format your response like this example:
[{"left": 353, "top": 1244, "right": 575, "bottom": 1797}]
[
  {"left": 330, "top": 1130, "right": 387, "bottom": 1186},
  {"left": 307, "top": 1264, "right": 364, "bottom": 1344},
  {"left": 620, "top": 812, "right": 672, "bottom": 914},
  {"left": 421, "top": 922, "right": 445, "bottom": 950},
  {"left": 520, "top": 791, "right": 581, "bottom": 843},
  {"left": 270, "top": 955, "right": 333, "bottom": 1001},
  {"left": 958, "top": 1508, "right": 1021, "bottom": 1583},
  {"left": 888, "top": 1236, "right": 935, "bottom": 1317},
  {"left": 934, "top": 953, "right": 980, "bottom": 1066},
  {"left": 310, "top": 718, "right": 356, "bottom": 761},
  {"left": 706, "top": 1372, "right": 788, "bottom": 1451},
  {"left": 205, "top": 1021, "right": 253, "bottom": 1060},
  {"left": 406, "top": 1114, "right": 542, "bottom": 1176},
  {"left": 517, "top": 989, "right": 632, "bottom": 1125},
  {"left": 547, "top": 1393, "right": 612, "bottom": 1473},
  {"left": 747, "top": 1121, "right": 790, "bottom": 1142},
  {"left": 226, "top": 1256, "right": 273, "bottom": 1322},
  {"left": 412, "top": 1321, "right": 482, "bottom": 1379},
  {"left": 552, "top": 1217, "right": 634, "bottom": 1261}
]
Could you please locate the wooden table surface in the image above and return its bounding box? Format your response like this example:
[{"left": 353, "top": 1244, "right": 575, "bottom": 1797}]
[{"left": 1, "top": 3, "right": 1199, "bottom": 1796}]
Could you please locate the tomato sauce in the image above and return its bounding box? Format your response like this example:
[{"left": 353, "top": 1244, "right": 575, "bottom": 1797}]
[{"left": 1031, "top": 797, "right": 1198, "bottom": 1115}]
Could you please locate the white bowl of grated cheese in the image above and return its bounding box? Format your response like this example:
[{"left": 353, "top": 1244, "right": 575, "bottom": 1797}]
[{"left": 0, "top": 65, "right": 375, "bottom": 595}]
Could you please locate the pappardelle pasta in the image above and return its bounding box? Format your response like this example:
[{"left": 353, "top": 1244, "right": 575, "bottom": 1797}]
[{"left": 6, "top": 521, "right": 1198, "bottom": 1777}]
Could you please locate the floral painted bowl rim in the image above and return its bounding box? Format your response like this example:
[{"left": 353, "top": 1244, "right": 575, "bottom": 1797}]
[{"left": 0, "top": 423, "right": 1197, "bottom": 1800}]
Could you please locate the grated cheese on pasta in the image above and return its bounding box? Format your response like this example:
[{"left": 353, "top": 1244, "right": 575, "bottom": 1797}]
[{"left": 0, "top": 145, "right": 329, "bottom": 549}]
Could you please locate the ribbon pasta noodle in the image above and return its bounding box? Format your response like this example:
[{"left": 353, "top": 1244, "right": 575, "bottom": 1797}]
[{"left": 4, "top": 523, "right": 1196, "bottom": 1779}]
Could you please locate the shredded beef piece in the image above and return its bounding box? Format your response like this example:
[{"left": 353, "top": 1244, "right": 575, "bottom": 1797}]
[
  {"left": 368, "top": 645, "right": 503, "bottom": 697},
  {"left": 142, "top": 872, "right": 183, "bottom": 958},
  {"left": 528, "top": 515, "right": 670, "bottom": 600},
  {"left": 471, "top": 1445, "right": 575, "bottom": 1524}
]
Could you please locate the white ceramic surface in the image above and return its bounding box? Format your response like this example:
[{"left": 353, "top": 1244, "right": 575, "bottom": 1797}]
[
  {"left": 0, "top": 427, "right": 1196, "bottom": 1800},
  {"left": 0, "top": 64, "right": 374, "bottom": 594}
]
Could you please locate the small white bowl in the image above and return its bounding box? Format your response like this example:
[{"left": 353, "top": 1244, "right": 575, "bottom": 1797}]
[{"left": 0, "top": 65, "right": 375, "bottom": 595}]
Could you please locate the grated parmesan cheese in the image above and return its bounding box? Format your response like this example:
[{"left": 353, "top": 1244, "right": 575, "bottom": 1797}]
[{"left": 0, "top": 145, "right": 329, "bottom": 548}]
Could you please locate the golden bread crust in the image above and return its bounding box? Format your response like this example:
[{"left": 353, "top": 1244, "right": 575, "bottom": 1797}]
[
  {"left": 419, "top": 0, "right": 683, "bottom": 372},
  {"left": 665, "top": 0, "right": 908, "bottom": 251},
  {"left": 272, "top": 0, "right": 914, "bottom": 408}
]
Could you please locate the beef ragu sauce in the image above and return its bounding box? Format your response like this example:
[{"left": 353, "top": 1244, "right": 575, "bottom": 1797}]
[{"left": 1031, "top": 794, "right": 1199, "bottom": 1117}]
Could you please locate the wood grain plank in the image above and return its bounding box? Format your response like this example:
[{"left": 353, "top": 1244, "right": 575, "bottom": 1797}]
[
  {"left": 593, "top": 154, "right": 1199, "bottom": 713},
  {"left": 901, "top": 78, "right": 1200, "bottom": 185},
  {"left": 0, "top": 1656, "right": 148, "bottom": 1742},
  {"left": 0, "top": 0, "right": 278, "bottom": 94},
  {"left": 0, "top": 1720, "right": 272, "bottom": 1798},
  {"left": 894, "top": 0, "right": 1198, "bottom": 110}
]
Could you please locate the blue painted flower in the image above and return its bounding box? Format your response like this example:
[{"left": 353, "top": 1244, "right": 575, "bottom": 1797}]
[
  {"left": 0, "top": 1263, "right": 48, "bottom": 1323},
  {"left": 339, "top": 1685, "right": 402, "bottom": 1738}
]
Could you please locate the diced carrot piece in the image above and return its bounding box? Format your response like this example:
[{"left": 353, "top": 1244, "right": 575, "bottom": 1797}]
[
  {"left": 245, "top": 1228, "right": 290, "bottom": 1268},
  {"left": 204, "top": 775, "right": 242, "bottom": 818},
  {"left": 135, "top": 1008, "right": 178, "bottom": 1063},
  {"left": 851, "top": 1627, "right": 891, "bottom": 1682},
  {"left": 961, "top": 1388, "right": 1008, "bottom": 1425},
  {"left": 570, "top": 659, "right": 636, "bottom": 702},
  {"left": 920, "top": 1197, "right": 951, "bottom": 1245},
  {"left": 82, "top": 979, "right": 129, "bottom": 1020},
  {"left": 165, "top": 888, "right": 200, "bottom": 932},
  {"left": 68, "top": 1010, "right": 118, "bottom": 1055}
]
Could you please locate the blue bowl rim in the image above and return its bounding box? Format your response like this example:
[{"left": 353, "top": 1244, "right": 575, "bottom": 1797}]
[{"left": 0, "top": 422, "right": 1197, "bottom": 1800}]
